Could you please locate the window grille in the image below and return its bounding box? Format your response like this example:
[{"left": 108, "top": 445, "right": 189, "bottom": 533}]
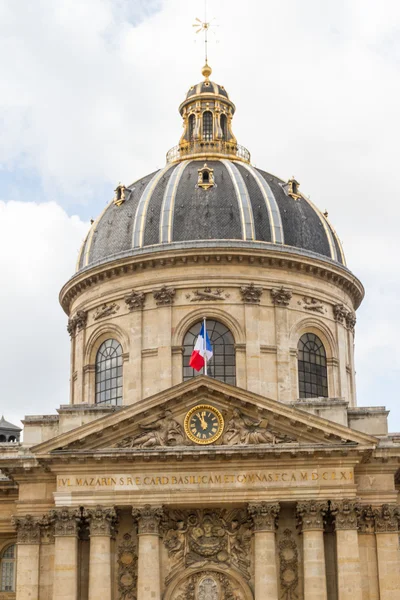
[
  {"left": 1, "top": 544, "right": 16, "bottom": 592},
  {"left": 183, "top": 320, "right": 235, "bottom": 385},
  {"left": 202, "top": 111, "right": 213, "bottom": 141},
  {"left": 95, "top": 339, "right": 123, "bottom": 405},
  {"left": 297, "top": 333, "right": 328, "bottom": 398},
  {"left": 188, "top": 114, "right": 195, "bottom": 141}
]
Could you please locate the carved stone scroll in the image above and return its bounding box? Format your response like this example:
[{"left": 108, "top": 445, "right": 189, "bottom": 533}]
[
  {"left": 297, "top": 500, "right": 328, "bottom": 531},
  {"left": 222, "top": 408, "right": 293, "bottom": 445},
  {"left": 278, "top": 529, "right": 299, "bottom": 600},
  {"left": 116, "top": 410, "right": 184, "bottom": 448},
  {"left": 132, "top": 505, "right": 163, "bottom": 535},
  {"left": 125, "top": 290, "right": 146, "bottom": 310},
  {"left": 270, "top": 287, "right": 292, "bottom": 306},
  {"left": 117, "top": 532, "right": 138, "bottom": 600},
  {"left": 248, "top": 502, "right": 280, "bottom": 532},
  {"left": 153, "top": 286, "right": 176, "bottom": 306},
  {"left": 67, "top": 309, "right": 88, "bottom": 337},
  {"left": 12, "top": 514, "right": 41, "bottom": 544},
  {"left": 373, "top": 504, "right": 400, "bottom": 533},
  {"left": 331, "top": 500, "right": 361, "bottom": 530},
  {"left": 50, "top": 507, "right": 82, "bottom": 537},
  {"left": 93, "top": 302, "right": 120, "bottom": 320},
  {"left": 240, "top": 283, "right": 263, "bottom": 304},
  {"left": 85, "top": 506, "right": 118, "bottom": 537}
]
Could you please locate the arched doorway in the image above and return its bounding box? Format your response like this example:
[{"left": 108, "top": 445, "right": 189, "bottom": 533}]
[{"left": 164, "top": 567, "right": 253, "bottom": 600}]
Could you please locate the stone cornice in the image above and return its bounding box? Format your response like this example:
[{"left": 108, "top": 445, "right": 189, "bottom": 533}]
[{"left": 60, "top": 245, "right": 364, "bottom": 314}]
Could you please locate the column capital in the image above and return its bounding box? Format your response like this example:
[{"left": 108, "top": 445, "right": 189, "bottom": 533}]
[
  {"left": 84, "top": 506, "right": 118, "bottom": 537},
  {"left": 331, "top": 499, "right": 361, "bottom": 530},
  {"left": 50, "top": 507, "right": 82, "bottom": 537},
  {"left": 248, "top": 501, "right": 280, "bottom": 532},
  {"left": 373, "top": 504, "right": 400, "bottom": 533},
  {"left": 12, "top": 514, "right": 41, "bottom": 544},
  {"left": 357, "top": 505, "right": 375, "bottom": 534},
  {"left": 297, "top": 500, "right": 328, "bottom": 531},
  {"left": 132, "top": 505, "right": 164, "bottom": 535}
]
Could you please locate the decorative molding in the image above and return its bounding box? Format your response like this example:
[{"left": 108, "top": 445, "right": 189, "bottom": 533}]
[
  {"left": 333, "top": 303, "right": 348, "bottom": 323},
  {"left": 171, "top": 345, "right": 184, "bottom": 355},
  {"left": 117, "top": 532, "right": 138, "bottom": 600},
  {"left": 223, "top": 409, "right": 293, "bottom": 445},
  {"left": 278, "top": 529, "right": 299, "bottom": 600},
  {"left": 297, "top": 500, "right": 328, "bottom": 531},
  {"left": 39, "top": 513, "right": 55, "bottom": 544},
  {"left": 300, "top": 296, "right": 326, "bottom": 314},
  {"left": 83, "top": 364, "right": 95, "bottom": 374},
  {"left": 270, "top": 287, "right": 292, "bottom": 307},
  {"left": 345, "top": 311, "right": 356, "bottom": 334},
  {"left": 173, "top": 570, "right": 242, "bottom": 600},
  {"left": 240, "top": 283, "right": 263, "bottom": 304},
  {"left": 84, "top": 506, "right": 118, "bottom": 537},
  {"left": 116, "top": 410, "right": 184, "bottom": 448},
  {"left": 67, "top": 309, "right": 87, "bottom": 337},
  {"left": 141, "top": 348, "right": 158, "bottom": 358},
  {"left": 234, "top": 343, "right": 246, "bottom": 353},
  {"left": 373, "top": 504, "right": 400, "bottom": 533},
  {"left": 50, "top": 507, "right": 82, "bottom": 537},
  {"left": 248, "top": 502, "right": 280, "bottom": 532},
  {"left": 132, "top": 505, "right": 163, "bottom": 535},
  {"left": 261, "top": 345, "right": 277, "bottom": 354},
  {"left": 12, "top": 514, "right": 41, "bottom": 544},
  {"left": 162, "top": 508, "right": 252, "bottom": 581},
  {"left": 125, "top": 289, "right": 146, "bottom": 311},
  {"left": 153, "top": 285, "right": 176, "bottom": 306},
  {"left": 331, "top": 500, "right": 361, "bottom": 530},
  {"left": 187, "top": 287, "right": 228, "bottom": 302},
  {"left": 93, "top": 302, "right": 120, "bottom": 321}
]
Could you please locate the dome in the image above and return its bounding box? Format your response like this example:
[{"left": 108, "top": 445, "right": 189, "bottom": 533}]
[
  {"left": 185, "top": 80, "right": 229, "bottom": 100},
  {"left": 77, "top": 160, "right": 344, "bottom": 272}
]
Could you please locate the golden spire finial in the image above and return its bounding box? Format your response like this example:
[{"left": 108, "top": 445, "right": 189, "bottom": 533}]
[
  {"left": 193, "top": 1, "right": 216, "bottom": 80},
  {"left": 201, "top": 62, "right": 212, "bottom": 81}
]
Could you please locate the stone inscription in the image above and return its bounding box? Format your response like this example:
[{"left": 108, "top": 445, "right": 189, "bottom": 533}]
[{"left": 57, "top": 468, "right": 353, "bottom": 492}]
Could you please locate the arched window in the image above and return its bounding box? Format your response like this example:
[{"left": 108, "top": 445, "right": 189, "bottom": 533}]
[
  {"left": 183, "top": 320, "right": 235, "bottom": 385},
  {"left": 95, "top": 339, "right": 123, "bottom": 405},
  {"left": 220, "top": 113, "right": 228, "bottom": 140},
  {"left": 0, "top": 435, "right": 5, "bottom": 443},
  {"left": 297, "top": 333, "right": 328, "bottom": 398},
  {"left": 1, "top": 544, "right": 16, "bottom": 592},
  {"left": 202, "top": 111, "right": 213, "bottom": 141},
  {"left": 188, "top": 114, "right": 195, "bottom": 141}
]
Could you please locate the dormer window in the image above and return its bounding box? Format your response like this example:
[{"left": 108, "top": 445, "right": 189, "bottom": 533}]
[
  {"left": 286, "top": 177, "right": 301, "bottom": 200},
  {"left": 197, "top": 163, "right": 215, "bottom": 190},
  {"left": 113, "top": 183, "right": 126, "bottom": 206},
  {"left": 202, "top": 111, "right": 213, "bottom": 141}
]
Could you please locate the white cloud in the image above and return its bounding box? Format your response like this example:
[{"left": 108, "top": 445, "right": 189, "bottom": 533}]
[
  {"left": 0, "top": 0, "right": 399, "bottom": 429},
  {"left": 0, "top": 200, "right": 89, "bottom": 427}
]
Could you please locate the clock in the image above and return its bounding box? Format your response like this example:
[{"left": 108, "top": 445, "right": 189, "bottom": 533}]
[{"left": 184, "top": 404, "right": 224, "bottom": 445}]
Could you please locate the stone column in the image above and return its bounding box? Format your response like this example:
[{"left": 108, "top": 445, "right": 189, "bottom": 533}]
[
  {"left": 331, "top": 500, "right": 362, "bottom": 600},
  {"left": 373, "top": 504, "right": 400, "bottom": 600},
  {"left": 39, "top": 514, "right": 56, "bottom": 600},
  {"left": 133, "top": 505, "right": 163, "bottom": 600},
  {"left": 86, "top": 506, "right": 117, "bottom": 600},
  {"left": 357, "top": 506, "right": 379, "bottom": 600},
  {"left": 52, "top": 507, "right": 81, "bottom": 600},
  {"left": 297, "top": 500, "right": 328, "bottom": 600},
  {"left": 12, "top": 515, "right": 41, "bottom": 600},
  {"left": 271, "top": 287, "right": 292, "bottom": 402},
  {"left": 248, "top": 502, "right": 280, "bottom": 600}
]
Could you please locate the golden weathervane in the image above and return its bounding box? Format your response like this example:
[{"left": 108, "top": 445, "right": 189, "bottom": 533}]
[{"left": 192, "top": 0, "right": 216, "bottom": 72}]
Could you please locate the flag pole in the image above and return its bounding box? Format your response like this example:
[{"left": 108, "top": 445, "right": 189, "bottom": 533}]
[{"left": 203, "top": 316, "right": 207, "bottom": 376}]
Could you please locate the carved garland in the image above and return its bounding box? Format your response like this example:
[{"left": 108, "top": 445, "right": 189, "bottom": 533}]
[
  {"left": 117, "top": 532, "right": 138, "bottom": 600},
  {"left": 278, "top": 529, "right": 299, "bottom": 600}
]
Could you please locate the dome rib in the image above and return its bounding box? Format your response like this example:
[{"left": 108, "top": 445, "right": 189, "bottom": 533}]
[
  {"left": 221, "top": 159, "right": 255, "bottom": 241},
  {"left": 160, "top": 160, "right": 192, "bottom": 244}
]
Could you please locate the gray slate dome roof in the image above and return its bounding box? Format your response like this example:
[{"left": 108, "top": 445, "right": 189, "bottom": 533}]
[
  {"left": 77, "top": 159, "right": 345, "bottom": 272},
  {"left": 186, "top": 80, "right": 229, "bottom": 99}
]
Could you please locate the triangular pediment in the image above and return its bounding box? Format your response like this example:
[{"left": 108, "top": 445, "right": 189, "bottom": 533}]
[{"left": 33, "top": 377, "right": 377, "bottom": 458}]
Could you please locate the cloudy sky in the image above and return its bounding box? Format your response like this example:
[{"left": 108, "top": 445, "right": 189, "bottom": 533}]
[{"left": 1, "top": 0, "right": 399, "bottom": 431}]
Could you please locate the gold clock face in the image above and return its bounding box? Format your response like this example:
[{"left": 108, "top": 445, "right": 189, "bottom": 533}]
[{"left": 184, "top": 404, "right": 224, "bottom": 445}]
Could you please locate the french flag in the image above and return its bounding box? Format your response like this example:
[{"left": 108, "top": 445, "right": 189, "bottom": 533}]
[{"left": 189, "top": 321, "right": 213, "bottom": 372}]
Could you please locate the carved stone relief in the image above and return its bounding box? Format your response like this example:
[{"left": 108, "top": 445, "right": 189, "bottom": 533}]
[
  {"left": 278, "top": 529, "right": 299, "bottom": 600},
  {"left": 270, "top": 287, "right": 292, "bottom": 306},
  {"left": 358, "top": 505, "right": 375, "bottom": 534},
  {"left": 240, "top": 283, "right": 262, "bottom": 304},
  {"left": 12, "top": 514, "right": 41, "bottom": 544},
  {"left": 297, "top": 500, "right": 328, "bottom": 530},
  {"left": 331, "top": 500, "right": 361, "bottom": 530},
  {"left": 93, "top": 302, "right": 120, "bottom": 321},
  {"left": 162, "top": 509, "right": 252, "bottom": 583},
  {"left": 247, "top": 502, "right": 280, "bottom": 532},
  {"left": 333, "top": 303, "right": 356, "bottom": 333},
  {"left": 345, "top": 312, "right": 356, "bottom": 334},
  {"left": 116, "top": 410, "right": 184, "bottom": 448},
  {"left": 186, "top": 288, "right": 229, "bottom": 302},
  {"left": 117, "top": 532, "right": 138, "bottom": 600},
  {"left": 299, "top": 296, "right": 326, "bottom": 314},
  {"left": 222, "top": 409, "right": 294, "bottom": 446},
  {"left": 50, "top": 507, "right": 82, "bottom": 537},
  {"left": 67, "top": 309, "right": 88, "bottom": 337},
  {"left": 132, "top": 505, "right": 163, "bottom": 535},
  {"left": 125, "top": 290, "right": 146, "bottom": 311},
  {"left": 172, "top": 571, "right": 245, "bottom": 600},
  {"left": 373, "top": 504, "right": 400, "bottom": 532},
  {"left": 153, "top": 286, "right": 176, "bottom": 305},
  {"left": 84, "top": 506, "right": 118, "bottom": 537}
]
